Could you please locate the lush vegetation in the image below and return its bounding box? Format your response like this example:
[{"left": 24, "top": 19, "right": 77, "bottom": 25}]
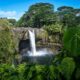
[
  {"left": 0, "top": 18, "right": 16, "bottom": 27},
  {"left": 16, "top": 3, "right": 80, "bottom": 28},
  {"left": 0, "top": 27, "right": 15, "bottom": 64},
  {"left": 0, "top": 2, "right": 80, "bottom": 80},
  {"left": 16, "top": 3, "right": 56, "bottom": 27}
]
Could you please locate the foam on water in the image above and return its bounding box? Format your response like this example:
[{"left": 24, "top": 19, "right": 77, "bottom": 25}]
[{"left": 27, "top": 49, "right": 53, "bottom": 56}]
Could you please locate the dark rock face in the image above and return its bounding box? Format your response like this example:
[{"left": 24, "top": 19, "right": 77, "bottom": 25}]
[
  {"left": 19, "top": 39, "right": 30, "bottom": 52},
  {"left": 11, "top": 27, "right": 60, "bottom": 54},
  {"left": 19, "top": 38, "right": 43, "bottom": 52},
  {"left": 12, "top": 27, "right": 48, "bottom": 52}
]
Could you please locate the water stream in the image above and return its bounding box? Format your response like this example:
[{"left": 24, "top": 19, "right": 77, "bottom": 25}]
[{"left": 28, "top": 30, "right": 36, "bottom": 56}]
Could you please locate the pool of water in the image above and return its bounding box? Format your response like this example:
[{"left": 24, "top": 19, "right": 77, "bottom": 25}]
[{"left": 22, "top": 53, "right": 54, "bottom": 65}]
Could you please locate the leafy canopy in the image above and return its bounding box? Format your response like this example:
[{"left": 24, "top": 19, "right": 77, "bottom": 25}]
[{"left": 16, "top": 3, "right": 56, "bottom": 27}]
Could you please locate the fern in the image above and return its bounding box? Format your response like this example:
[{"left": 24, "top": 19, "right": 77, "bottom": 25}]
[
  {"left": 63, "top": 27, "right": 80, "bottom": 57},
  {"left": 58, "top": 57, "right": 75, "bottom": 80}
]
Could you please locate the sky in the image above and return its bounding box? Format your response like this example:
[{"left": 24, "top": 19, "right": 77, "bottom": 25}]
[{"left": 0, "top": 0, "right": 80, "bottom": 20}]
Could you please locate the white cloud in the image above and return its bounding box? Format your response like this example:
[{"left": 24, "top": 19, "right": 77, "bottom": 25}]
[{"left": 0, "top": 10, "right": 24, "bottom": 20}]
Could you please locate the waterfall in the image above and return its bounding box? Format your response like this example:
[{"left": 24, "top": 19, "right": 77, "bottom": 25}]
[
  {"left": 28, "top": 29, "right": 53, "bottom": 56},
  {"left": 28, "top": 30, "right": 36, "bottom": 55},
  {"left": 21, "top": 29, "right": 54, "bottom": 65}
]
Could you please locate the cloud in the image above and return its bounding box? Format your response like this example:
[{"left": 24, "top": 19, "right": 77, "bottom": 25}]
[
  {"left": 0, "top": 10, "right": 24, "bottom": 20},
  {"left": 0, "top": 10, "right": 16, "bottom": 18}
]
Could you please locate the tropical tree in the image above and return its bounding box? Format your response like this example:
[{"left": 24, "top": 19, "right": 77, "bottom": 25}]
[
  {"left": 16, "top": 3, "right": 56, "bottom": 27},
  {"left": 57, "top": 6, "right": 80, "bottom": 27}
]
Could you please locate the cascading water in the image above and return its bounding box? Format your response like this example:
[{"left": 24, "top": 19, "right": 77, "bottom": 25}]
[
  {"left": 28, "top": 30, "right": 53, "bottom": 56},
  {"left": 21, "top": 29, "right": 54, "bottom": 64},
  {"left": 28, "top": 30, "right": 36, "bottom": 56}
]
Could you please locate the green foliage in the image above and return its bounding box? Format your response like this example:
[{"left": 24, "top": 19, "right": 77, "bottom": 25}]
[
  {"left": 8, "top": 19, "right": 16, "bottom": 26},
  {"left": 57, "top": 6, "right": 80, "bottom": 27},
  {"left": 0, "top": 18, "right": 12, "bottom": 27},
  {"left": 44, "top": 23, "right": 62, "bottom": 35},
  {"left": 58, "top": 57, "right": 75, "bottom": 80},
  {"left": 17, "top": 63, "right": 26, "bottom": 80},
  {"left": 75, "top": 67, "right": 80, "bottom": 80},
  {"left": 0, "top": 28, "right": 15, "bottom": 63},
  {"left": 16, "top": 3, "right": 80, "bottom": 28},
  {"left": 63, "top": 13, "right": 76, "bottom": 27},
  {"left": 63, "top": 27, "right": 80, "bottom": 57},
  {"left": 0, "top": 64, "right": 18, "bottom": 80},
  {"left": 29, "top": 3, "right": 54, "bottom": 12},
  {"left": 0, "top": 64, "right": 60, "bottom": 80},
  {"left": 57, "top": 6, "right": 74, "bottom": 12},
  {"left": 16, "top": 3, "right": 56, "bottom": 27},
  {"left": 0, "top": 59, "right": 77, "bottom": 80}
]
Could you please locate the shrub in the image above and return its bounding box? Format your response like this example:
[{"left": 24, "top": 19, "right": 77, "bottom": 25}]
[
  {"left": 43, "top": 23, "right": 62, "bottom": 35},
  {"left": 58, "top": 57, "right": 75, "bottom": 80},
  {"left": 63, "top": 27, "right": 80, "bottom": 57},
  {"left": 0, "top": 27, "right": 15, "bottom": 63}
]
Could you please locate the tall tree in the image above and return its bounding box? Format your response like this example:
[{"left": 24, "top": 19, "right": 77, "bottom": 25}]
[
  {"left": 16, "top": 3, "right": 56, "bottom": 28},
  {"left": 57, "top": 6, "right": 80, "bottom": 27}
]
